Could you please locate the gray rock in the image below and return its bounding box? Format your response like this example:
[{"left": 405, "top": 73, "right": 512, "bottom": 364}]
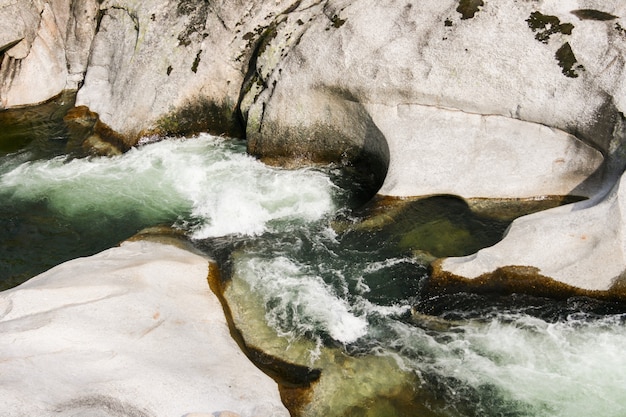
[
  {"left": 75, "top": 0, "right": 297, "bottom": 139},
  {"left": 0, "top": 0, "right": 97, "bottom": 107},
  {"left": 241, "top": 0, "right": 626, "bottom": 297},
  {"left": 2, "top": 0, "right": 626, "bottom": 296}
]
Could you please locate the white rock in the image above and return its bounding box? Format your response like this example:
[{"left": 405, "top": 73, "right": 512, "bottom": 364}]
[
  {"left": 244, "top": 0, "right": 626, "bottom": 196},
  {"left": 0, "top": 0, "right": 98, "bottom": 108},
  {"left": 440, "top": 170, "right": 626, "bottom": 292},
  {"left": 241, "top": 0, "right": 626, "bottom": 294},
  {"left": 368, "top": 103, "right": 604, "bottom": 198},
  {"left": 0, "top": 240, "right": 288, "bottom": 417},
  {"left": 75, "top": 0, "right": 296, "bottom": 137}
]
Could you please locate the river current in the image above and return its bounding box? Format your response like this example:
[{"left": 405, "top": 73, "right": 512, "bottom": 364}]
[{"left": 1, "top": 128, "right": 626, "bottom": 416}]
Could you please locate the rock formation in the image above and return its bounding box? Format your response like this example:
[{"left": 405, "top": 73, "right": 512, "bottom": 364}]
[
  {"left": 0, "top": 239, "right": 289, "bottom": 417},
  {"left": 1, "top": 0, "right": 626, "bottom": 295},
  {"left": 238, "top": 0, "right": 626, "bottom": 298},
  {"left": 0, "top": 0, "right": 98, "bottom": 107}
]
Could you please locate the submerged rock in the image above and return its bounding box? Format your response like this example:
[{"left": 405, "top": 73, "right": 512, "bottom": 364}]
[
  {"left": 430, "top": 169, "right": 626, "bottom": 301},
  {"left": 218, "top": 250, "right": 447, "bottom": 417},
  {"left": 0, "top": 240, "right": 289, "bottom": 417}
]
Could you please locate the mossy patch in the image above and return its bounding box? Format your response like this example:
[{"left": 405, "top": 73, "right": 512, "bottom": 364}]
[
  {"left": 330, "top": 14, "right": 346, "bottom": 28},
  {"left": 191, "top": 49, "right": 202, "bottom": 73},
  {"left": 526, "top": 11, "right": 574, "bottom": 43},
  {"left": 155, "top": 98, "right": 244, "bottom": 139},
  {"left": 555, "top": 42, "right": 584, "bottom": 78},
  {"left": 570, "top": 9, "right": 618, "bottom": 21},
  {"left": 456, "top": 0, "right": 484, "bottom": 20}
]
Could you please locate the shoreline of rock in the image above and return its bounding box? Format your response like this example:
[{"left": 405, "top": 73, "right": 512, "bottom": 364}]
[
  {"left": 2, "top": 0, "right": 626, "bottom": 301},
  {"left": 0, "top": 238, "right": 290, "bottom": 417}
]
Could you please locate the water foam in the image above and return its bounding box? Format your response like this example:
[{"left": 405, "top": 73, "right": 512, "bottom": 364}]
[
  {"left": 386, "top": 312, "right": 626, "bottom": 416},
  {"left": 234, "top": 254, "right": 368, "bottom": 344},
  {"left": 0, "top": 134, "right": 338, "bottom": 238}
]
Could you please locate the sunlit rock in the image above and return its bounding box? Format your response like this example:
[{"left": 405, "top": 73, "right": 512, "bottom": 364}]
[
  {"left": 243, "top": 0, "right": 626, "bottom": 196},
  {"left": 0, "top": 240, "right": 289, "bottom": 417},
  {"left": 74, "top": 0, "right": 298, "bottom": 140},
  {"left": 0, "top": 0, "right": 98, "bottom": 108},
  {"left": 369, "top": 104, "right": 604, "bottom": 199},
  {"left": 239, "top": 0, "right": 626, "bottom": 297},
  {"left": 432, "top": 168, "right": 626, "bottom": 299}
]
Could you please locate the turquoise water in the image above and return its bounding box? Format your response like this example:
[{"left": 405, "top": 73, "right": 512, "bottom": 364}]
[{"left": 1, "top": 125, "right": 626, "bottom": 416}]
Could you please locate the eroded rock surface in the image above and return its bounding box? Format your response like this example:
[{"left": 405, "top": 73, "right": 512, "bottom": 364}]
[
  {"left": 0, "top": 240, "right": 289, "bottom": 417},
  {"left": 2, "top": 0, "right": 626, "bottom": 297},
  {"left": 239, "top": 0, "right": 626, "bottom": 297},
  {"left": 0, "top": 0, "right": 98, "bottom": 107}
]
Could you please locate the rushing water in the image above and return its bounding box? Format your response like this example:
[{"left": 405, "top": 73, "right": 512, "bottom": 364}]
[{"left": 1, "top": 126, "right": 626, "bottom": 416}]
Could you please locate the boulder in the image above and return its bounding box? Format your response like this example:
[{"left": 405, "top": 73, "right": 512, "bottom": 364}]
[
  {"left": 243, "top": 0, "right": 626, "bottom": 196},
  {"left": 0, "top": 239, "right": 289, "bottom": 417},
  {"left": 429, "top": 168, "right": 626, "bottom": 300},
  {"left": 74, "top": 0, "right": 299, "bottom": 140}
]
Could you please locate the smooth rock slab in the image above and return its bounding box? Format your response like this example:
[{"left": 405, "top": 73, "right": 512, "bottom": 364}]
[
  {"left": 369, "top": 103, "right": 604, "bottom": 199},
  {"left": 436, "top": 168, "right": 626, "bottom": 297},
  {"left": 0, "top": 240, "right": 288, "bottom": 417}
]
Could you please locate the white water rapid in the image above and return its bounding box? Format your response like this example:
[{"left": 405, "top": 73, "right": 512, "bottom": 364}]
[{"left": 1, "top": 133, "right": 625, "bottom": 416}]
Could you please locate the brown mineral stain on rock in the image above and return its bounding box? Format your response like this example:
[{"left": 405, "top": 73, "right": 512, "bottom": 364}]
[
  {"left": 466, "top": 195, "right": 586, "bottom": 221},
  {"left": 428, "top": 260, "right": 626, "bottom": 302},
  {"left": 64, "top": 106, "right": 132, "bottom": 156}
]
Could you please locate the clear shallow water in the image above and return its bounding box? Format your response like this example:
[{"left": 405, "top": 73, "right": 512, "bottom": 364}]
[{"left": 1, "top": 132, "right": 626, "bottom": 416}]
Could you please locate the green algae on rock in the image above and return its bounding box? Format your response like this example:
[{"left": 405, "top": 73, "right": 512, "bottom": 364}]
[{"left": 154, "top": 98, "right": 244, "bottom": 139}]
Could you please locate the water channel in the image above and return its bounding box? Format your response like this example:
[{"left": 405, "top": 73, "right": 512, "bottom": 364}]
[{"left": 1, "top": 100, "right": 625, "bottom": 416}]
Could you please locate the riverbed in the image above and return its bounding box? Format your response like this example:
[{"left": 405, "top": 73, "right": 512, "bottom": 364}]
[{"left": 1, "top": 107, "right": 625, "bottom": 416}]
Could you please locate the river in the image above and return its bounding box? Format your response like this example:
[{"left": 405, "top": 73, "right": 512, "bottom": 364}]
[{"left": 1, "top": 105, "right": 626, "bottom": 416}]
